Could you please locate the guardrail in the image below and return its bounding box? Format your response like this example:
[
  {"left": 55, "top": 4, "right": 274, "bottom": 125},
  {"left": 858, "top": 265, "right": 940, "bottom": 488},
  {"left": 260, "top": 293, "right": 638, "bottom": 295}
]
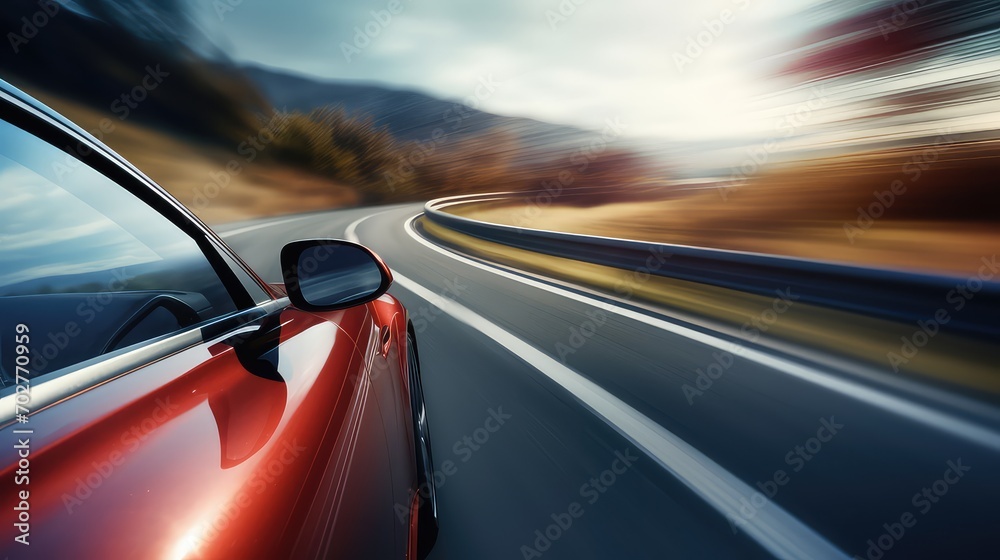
[{"left": 423, "top": 192, "right": 1000, "bottom": 339}]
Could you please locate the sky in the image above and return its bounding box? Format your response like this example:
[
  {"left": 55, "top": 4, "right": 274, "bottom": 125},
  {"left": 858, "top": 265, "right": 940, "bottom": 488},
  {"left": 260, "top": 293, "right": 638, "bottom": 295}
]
[
  {"left": 195, "top": 0, "right": 817, "bottom": 141},
  {"left": 190, "top": 0, "right": 1000, "bottom": 150}
]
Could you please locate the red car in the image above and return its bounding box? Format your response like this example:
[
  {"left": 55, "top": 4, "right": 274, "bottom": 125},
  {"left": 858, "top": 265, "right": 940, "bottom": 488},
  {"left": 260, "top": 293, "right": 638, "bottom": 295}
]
[{"left": 0, "top": 79, "right": 438, "bottom": 559}]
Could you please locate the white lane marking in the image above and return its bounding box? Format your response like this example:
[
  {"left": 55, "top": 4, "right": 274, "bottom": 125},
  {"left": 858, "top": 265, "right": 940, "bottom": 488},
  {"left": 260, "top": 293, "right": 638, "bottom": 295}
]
[
  {"left": 400, "top": 213, "right": 1000, "bottom": 453},
  {"left": 397, "top": 268, "right": 847, "bottom": 559},
  {"left": 348, "top": 210, "right": 846, "bottom": 560},
  {"left": 219, "top": 215, "right": 319, "bottom": 237},
  {"left": 343, "top": 208, "right": 403, "bottom": 243},
  {"left": 222, "top": 205, "right": 414, "bottom": 240}
]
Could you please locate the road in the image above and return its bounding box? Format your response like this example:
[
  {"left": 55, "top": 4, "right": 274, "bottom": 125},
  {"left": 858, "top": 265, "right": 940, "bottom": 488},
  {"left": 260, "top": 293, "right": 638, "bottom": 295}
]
[{"left": 217, "top": 204, "right": 1000, "bottom": 560}]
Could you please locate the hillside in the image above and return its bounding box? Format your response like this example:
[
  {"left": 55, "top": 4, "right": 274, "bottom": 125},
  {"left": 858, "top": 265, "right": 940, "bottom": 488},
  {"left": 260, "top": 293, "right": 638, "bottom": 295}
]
[
  {"left": 242, "top": 65, "right": 593, "bottom": 152},
  {"left": 0, "top": 0, "right": 269, "bottom": 145}
]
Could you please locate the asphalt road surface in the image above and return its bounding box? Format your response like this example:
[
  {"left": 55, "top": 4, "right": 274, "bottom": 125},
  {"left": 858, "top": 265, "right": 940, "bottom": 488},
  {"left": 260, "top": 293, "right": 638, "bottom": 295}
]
[{"left": 218, "top": 204, "right": 1000, "bottom": 560}]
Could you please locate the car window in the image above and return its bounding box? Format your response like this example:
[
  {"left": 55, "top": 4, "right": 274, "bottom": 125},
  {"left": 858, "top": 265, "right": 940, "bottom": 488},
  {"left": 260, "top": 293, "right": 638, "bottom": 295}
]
[{"left": 0, "top": 117, "right": 238, "bottom": 386}]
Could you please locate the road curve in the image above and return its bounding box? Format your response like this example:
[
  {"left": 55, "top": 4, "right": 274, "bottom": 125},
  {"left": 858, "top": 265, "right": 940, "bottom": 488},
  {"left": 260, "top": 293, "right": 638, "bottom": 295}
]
[{"left": 218, "top": 204, "right": 1000, "bottom": 560}]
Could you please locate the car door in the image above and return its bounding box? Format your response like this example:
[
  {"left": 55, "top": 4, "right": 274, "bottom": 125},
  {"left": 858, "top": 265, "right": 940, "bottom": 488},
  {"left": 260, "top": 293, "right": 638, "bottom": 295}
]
[
  {"left": 0, "top": 99, "right": 398, "bottom": 559},
  {"left": 366, "top": 298, "right": 417, "bottom": 557}
]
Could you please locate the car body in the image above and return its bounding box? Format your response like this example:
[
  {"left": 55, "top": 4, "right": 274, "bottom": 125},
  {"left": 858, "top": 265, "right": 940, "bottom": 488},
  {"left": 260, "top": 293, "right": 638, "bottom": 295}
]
[{"left": 0, "top": 79, "right": 438, "bottom": 559}]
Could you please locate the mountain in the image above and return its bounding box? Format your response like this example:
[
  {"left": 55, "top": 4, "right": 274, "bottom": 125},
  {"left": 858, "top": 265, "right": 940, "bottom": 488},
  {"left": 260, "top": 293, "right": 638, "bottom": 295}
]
[
  {"left": 0, "top": 0, "right": 615, "bottom": 161},
  {"left": 0, "top": 0, "right": 269, "bottom": 145},
  {"left": 242, "top": 65, "right": 595, "bottom": 154}
]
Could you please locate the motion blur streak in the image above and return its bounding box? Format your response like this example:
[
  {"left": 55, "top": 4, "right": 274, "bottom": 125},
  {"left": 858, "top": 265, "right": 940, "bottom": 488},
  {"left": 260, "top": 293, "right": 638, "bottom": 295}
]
[
  {"left": 741, "top": 0, "right": 1000, "bottom": 148},
  {"left": 398, "top": 214, "right": 1000, "bottom": 453},
  {"left": 222, "top": 205, "right": 1000, "bottom": 559},
  {"left": 386, "top": 269, "right": 849, "bottom": 560}
]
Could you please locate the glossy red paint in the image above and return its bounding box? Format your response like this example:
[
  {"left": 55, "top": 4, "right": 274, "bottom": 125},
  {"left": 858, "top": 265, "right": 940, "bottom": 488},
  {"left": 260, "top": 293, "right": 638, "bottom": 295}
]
[
  {"left": 0, "top": 303, "right": 420, "bottom": 559},
  {"left": 0, "top": 79, "right": 433, "bottom": 560}
]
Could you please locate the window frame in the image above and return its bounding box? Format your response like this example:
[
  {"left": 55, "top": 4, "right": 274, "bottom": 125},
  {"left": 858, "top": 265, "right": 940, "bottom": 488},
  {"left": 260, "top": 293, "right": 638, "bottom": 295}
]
[
  {"left": 0, "top": 87, "right": 273, "bottom": 310},
  {"left": 0, "top": 84, "right": 285, "bottom": 423},
  {"left": 0, "top": 298, "right": 289, "bottom": 427}
]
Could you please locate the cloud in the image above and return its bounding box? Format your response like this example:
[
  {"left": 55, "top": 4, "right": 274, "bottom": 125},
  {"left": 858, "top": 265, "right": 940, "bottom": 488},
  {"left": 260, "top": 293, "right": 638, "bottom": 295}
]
[{"left": 199, "top": 0, "right": 812, "bottom": 140}]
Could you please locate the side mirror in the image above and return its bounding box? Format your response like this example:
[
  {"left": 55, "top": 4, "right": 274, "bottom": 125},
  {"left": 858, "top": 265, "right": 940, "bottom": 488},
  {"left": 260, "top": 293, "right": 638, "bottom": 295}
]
[{"left": 280, "top": 239, "right": 393, "bottom": 312}]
